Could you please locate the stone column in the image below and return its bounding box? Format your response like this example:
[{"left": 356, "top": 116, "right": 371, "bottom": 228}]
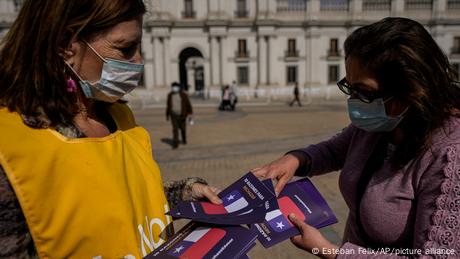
[
  {"left": 267, "top": 0, "right": 277, "bottom": 17},
  {"left": 204, "top": 60, "right": 211, "bottom": 98},
  {"left": 152, "top": 37, "right": 163, "bottom": 87},
  {"left": 351, "top": 0, "right": 363, "bottom": 19},
  {"left": 219, "top": 36, "right": 224, "bottom": 86},
  {"left": 0, "top": 0, "right": 15, "bottom": 23},
  {"left": 267, "top": 36, "right": 276, "bottom": 85},
  {"left": 7, "top": 0, "right": 15, "bottom": 12},
  {"left": 187, "top": 64, "right": 195, "bottom": 93},
  {"left": 392, "top": 0, "right": 405, "bottom": 15},
  {"left": 210, "top": 36, "right": 220, "bottom": 86},
  {"left": 153, "top": 37, "right": 163, "bottom": 88},
  {"left": 208, "top": 0, "right": 219, "bottom": 16},
  {"left": 258, "top": 35, "right": 267, "bottom": 86},
  {"left": 142, "top": 35, "right": 155, "bottom": 89},
  {"left": 308, "top": 0, "right": 320, "bottom": 19},
  {"left": 433, "top": 0, "right": 447, "bottom": 19},
  {"left": 163, "top": 37, "right": 171, "bottom": 87}
]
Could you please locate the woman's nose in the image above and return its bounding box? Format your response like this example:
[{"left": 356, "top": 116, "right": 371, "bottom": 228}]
[{"left": 132, "top": 49, "right": 143, "bottom": 64}]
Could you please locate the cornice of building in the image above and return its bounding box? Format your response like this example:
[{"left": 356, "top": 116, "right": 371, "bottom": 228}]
[
  {"left": 144, "top": 20, "right": 174, "bottom": 27},
  {"left": 143, "top": 17, "right": 460, "bottom": 30},
  {"left": 205, "top": 19, "right": 229, "bottom": 26}
]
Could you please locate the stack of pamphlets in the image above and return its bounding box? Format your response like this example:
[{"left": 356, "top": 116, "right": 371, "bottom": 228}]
[{"left": 146, "top": 172, "right": 337, "bottom": 259}]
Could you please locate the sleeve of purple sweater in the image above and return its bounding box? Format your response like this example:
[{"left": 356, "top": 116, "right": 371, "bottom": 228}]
[
  {"left": 337, "top": 143, "right": 460, "bottom": 259},
  {"left": 290, "top": 125, "right": 355, "bottom": 177}
]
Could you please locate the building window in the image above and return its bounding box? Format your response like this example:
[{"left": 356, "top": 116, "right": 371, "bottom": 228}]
[
  {"left": 453, "top": 37, "right": 460, "bottom": 54},
  {"left": 277, "top": 0, "right": 307, "bottom": 12},
  {"left": 448, "top": 0, "right": 460, "bottom": 9},
  {"left": 237, "top": 66, "right": 249, "bottom": 85},
  {"left": 405, "top": 0, "right": 432, "bottom": 10},
  {"left": 286, "top": 39, "right": 298, "bottom": 57},
  {"left": 287, "top": 66, "right": 298, "bottom": 84},
  {"left": 237, "top": 39, "right": 249, "bottom": 58},
  {"left": 328, "top": 38, "right": 339, "bottom": 57},
  {"left": 362, "top": 0, "right": 391, "bottom": 11},
  {"left": 236, "top": 0, "right": 248, "bottom": 17},
  {"left": 183, "top": 0, "right": 195, "bottom": 18},
  {"left": 328, "top": 65, "right": 340, "bottom": 83},
  {"left": 320, "top": 0, "right": 349, "bottom": 11}
]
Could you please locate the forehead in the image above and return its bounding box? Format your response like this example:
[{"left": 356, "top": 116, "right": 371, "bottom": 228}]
[
  {"left": 345, "top": 57, "right": 372, "bottom": 79},
  {"left": 95, "top": 18, "right": 142, "bottom": 44},
  {"left": 345, "top": 57, "right": 379, "bottom": 91}
]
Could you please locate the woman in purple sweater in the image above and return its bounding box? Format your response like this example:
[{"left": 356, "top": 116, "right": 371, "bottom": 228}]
[{"left": 253, "top": 17, "right": 460, "bottom": 258}]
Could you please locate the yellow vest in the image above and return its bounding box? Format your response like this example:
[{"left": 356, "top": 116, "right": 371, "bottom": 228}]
[{"left": 0, "top": 103, "right": 172, "bottom": 258}]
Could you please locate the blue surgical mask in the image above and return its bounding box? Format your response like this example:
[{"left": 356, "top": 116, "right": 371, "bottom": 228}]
[
  {"left": 66, "top": 42, "right": 144, "bottom": 103},
  {"left": 347, "top": 97, "right": 408, "bottom": 132}
]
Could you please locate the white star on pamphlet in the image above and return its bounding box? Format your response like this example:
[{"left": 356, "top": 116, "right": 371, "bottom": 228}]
[
  {"left": 227, "top": 194, "right": 235, "bottom": 201},
  {"left": 174, "top": 246, "right": 184, "bottom": 253},
  {"left": 276, "top": 221, "right": 285, "bottom": 229}
]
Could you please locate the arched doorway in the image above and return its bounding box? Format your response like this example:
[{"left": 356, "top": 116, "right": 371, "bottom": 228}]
[{"left": 179, "top": 47, "right": 205, "bottom": 96}]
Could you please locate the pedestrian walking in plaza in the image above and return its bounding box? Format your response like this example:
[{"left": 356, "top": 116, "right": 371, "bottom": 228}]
[
  {"left": 289, "top": 82, "right": 302, "bottom": 107},
  {"left": 230, "top": 80, "right": 238, "bottom": 111},
  {"left": 219, "top": 85, "right": 232, "bottom": 111},
  {"left": 253, "top": 17, "right": 460, "bottom": 258},
  {"left": 0, "top": 1, "right": 221, "bottom": 257},
  {"left": 166, "top": 82, "right": 193, "bottom": 148}
]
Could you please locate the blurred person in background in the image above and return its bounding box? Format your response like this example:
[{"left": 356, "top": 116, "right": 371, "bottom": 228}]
[
  {"left": 230, "top": 80, "right": 238, "bottom": 111},
  {"left": 289, "top": 82, "right": 302, "bottom": 107},
  {"left": 219, "top": 85, "right": 232, "bottom": 111},
  {"left": 166, "top": 82, "right": 193, "bottom": 149},
  {"left": 0, "top": 0, "right": 220, "bottom": 258}
]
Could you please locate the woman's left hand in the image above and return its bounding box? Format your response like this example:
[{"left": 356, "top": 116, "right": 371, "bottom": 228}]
[
  {"left": 191, "top": 183, "right": 222, "bottom": 205},
  {"left": 289, "top": 213, "right": 339, "bottom": 259}
]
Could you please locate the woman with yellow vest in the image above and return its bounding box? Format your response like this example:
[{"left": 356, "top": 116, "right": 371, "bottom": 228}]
[{"left": 0, "top": 0, "right": 221, "bottom": 258}]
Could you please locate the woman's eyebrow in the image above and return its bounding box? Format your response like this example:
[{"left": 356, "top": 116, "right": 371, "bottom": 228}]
[
  {"left": 113, "top": 39, "right": 140, "bottom": 47},
  {"left": 111, "top": 34, "right": 141, "bottom": 46},
  {"left": 351, "top": 82, "right": 375, "bottom": 91}
]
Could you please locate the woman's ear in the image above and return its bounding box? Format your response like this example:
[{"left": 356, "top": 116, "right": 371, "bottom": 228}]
[{"left": 59, "top": 37, "right": 81, "bottom": 66}]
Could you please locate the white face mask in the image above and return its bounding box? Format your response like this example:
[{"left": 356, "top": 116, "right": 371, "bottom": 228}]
[
  {"left": 66, "top": 41, "right": 144, "bottom": 103},
  {"left": 171, "top": 86, "right": 180, "bottom": 93}
]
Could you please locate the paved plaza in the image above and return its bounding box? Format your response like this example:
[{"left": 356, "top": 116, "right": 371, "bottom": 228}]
[{"left": 132, "top": 99, "right": 350, "bottom": 259}]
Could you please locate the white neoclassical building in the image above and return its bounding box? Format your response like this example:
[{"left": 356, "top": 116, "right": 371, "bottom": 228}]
[{"left": 1, "top": 0, "right": 460, "bottom": 104}]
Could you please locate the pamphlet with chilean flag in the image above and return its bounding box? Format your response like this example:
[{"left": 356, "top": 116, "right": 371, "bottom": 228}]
[
  {"left": 145, "top": 222, "right": 257, "bottom": 259},
  {"left": 250, "top": 178, "right": 338, "bottom": 248},
  {"left": 169, "top": 172, "right": 276, "bottom": 225},
  {"left": 150, "top": 173, "right": 337, "bottom": 258}
]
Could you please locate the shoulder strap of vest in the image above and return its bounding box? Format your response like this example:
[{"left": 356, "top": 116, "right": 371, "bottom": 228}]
[{"left": 106, "top": 102, "right": 137, "bottom": 131}]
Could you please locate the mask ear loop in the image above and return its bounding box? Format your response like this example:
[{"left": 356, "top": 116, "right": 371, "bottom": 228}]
[
  {"left": 383, "top": 96, "right": 410, "bottom": 118},
  {"left": 382, "top": 96, "right": 394, "bottom": 103},
  {"left": 64, "top": 61, "right": 86, "bottom": 82},
  {"left": 398, "top": 106, "right": 410, "bottom": 117},
  {"left": 82, "top": 40, "right": 107, "bottom": 62}
]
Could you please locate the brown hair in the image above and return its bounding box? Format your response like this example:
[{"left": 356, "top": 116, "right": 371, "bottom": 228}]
[
  {"left": 0, "top": 0, "right": 146, "bottom": 126},
  {"left": 344, "top": 17, "right": 460, "bottom": 167}
]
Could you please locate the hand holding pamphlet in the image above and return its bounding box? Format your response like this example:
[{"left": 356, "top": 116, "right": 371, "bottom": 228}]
[
  {"left": 250, "top": 177, "right": 337, "bottom": 248},
  {"left": 169, "top": 173, "right": 276, "bottom": 225},
  {"left": 148, "top": 172, "right": 337, "bottom": 259}
]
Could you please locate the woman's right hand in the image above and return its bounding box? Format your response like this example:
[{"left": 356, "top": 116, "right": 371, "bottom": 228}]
[{"left": 251, "top": 154, "right": 300, "bottom": 196}]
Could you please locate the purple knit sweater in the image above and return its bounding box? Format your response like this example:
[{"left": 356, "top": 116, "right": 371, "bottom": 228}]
[{"left": 296, "top": 118, "right": 460, "bottom": 258}]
